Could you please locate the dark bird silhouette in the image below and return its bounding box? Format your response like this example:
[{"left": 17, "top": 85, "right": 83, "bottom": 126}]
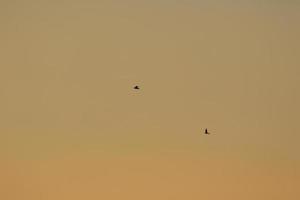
[
  {"left": 204, "top": 129, "right": 210, "bottom": 134},
  {"left": 134, "top": 85, "right": 140, "bottom": 90}
]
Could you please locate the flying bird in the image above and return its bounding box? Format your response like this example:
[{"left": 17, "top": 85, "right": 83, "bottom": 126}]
[
  {"left": 204, "top": 129, "right": 210, "bottom": 134},
  {"left": 134, "top": 85, "right": 140, "bottom": 90}
]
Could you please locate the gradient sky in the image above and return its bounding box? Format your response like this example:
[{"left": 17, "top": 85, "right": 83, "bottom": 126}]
[{"left": 1, "top": 0, "right": 299, "bottom": 199}]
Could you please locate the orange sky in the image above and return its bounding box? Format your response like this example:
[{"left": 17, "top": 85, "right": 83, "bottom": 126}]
[{"left": 0, "top": 0, "right": 299, "bottom": 199}]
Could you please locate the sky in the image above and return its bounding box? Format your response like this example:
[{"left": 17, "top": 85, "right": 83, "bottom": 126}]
[{"left": 0, "top": 0, "right": 299, "bottom": 199}]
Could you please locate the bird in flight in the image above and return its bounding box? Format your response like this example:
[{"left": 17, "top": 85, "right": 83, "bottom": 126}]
[
  {"left": 133, "top": 85, "right": 140, "bottom": 90},
  {"left": 204, "top": 129, "right": 210, "bottom": 134}
]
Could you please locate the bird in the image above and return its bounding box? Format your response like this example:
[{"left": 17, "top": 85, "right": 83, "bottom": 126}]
[
  {"left": 133, "top": 85, "right": 140, "bottom": 90},
  {"left": 204, "top": 129, "right": 210, "bottom": 134}
]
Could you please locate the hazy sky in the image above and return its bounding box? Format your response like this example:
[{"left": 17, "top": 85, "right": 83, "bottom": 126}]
[{"left": 1, "top": 0, "right": 299, "bottom": 199}]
